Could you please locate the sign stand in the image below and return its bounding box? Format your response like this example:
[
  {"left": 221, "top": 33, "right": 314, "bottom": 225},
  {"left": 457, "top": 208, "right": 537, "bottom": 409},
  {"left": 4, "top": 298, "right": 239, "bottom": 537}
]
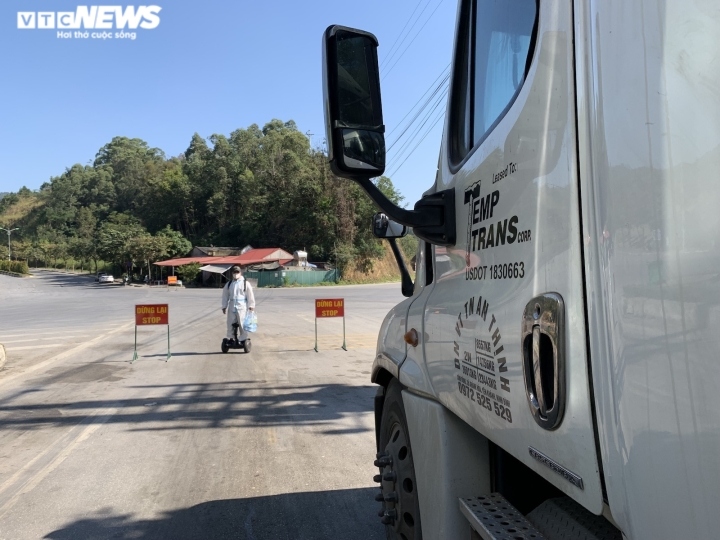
[
  {"left": 314, "top": 298, "right": 346, "bottom": 352},
  {"left": 131, "top": 304, "right": 171, "bottom": 363},
  {"left": 132, "top": 326, "right": 138, "bottom": 362},
  {"left": 167, "top": 275, "right": 178, "bottom": 291},
  {"left": 342, "top": 316, "right": 347, "bottom": 351}
]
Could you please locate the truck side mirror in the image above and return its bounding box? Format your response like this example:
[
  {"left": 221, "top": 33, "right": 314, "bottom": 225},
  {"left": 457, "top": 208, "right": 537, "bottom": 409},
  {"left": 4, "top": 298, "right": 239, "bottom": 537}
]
[
  {"left": 373, "top": 213, "right": 407, "bottom": 239},
  {"left": 322, "top": 25, "right": 456, "bottom": 247},
  {"left": 372, "top": 213, "right": 414, "bottom": 297},
  {"left": 323, "top": 25, "right": 385, "bottom": 178}
]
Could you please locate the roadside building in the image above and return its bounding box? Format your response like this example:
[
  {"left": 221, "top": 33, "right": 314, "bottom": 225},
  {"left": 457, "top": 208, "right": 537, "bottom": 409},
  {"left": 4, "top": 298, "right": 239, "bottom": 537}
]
[
  {"left": 155, "top": 246, "right": 293, "bottom": 286},
  {"left": 189, "top": 246, "right": 253, "bottom": 258},
  {"left": 155, "top": 246, "right": 339, "bottom": 287}
]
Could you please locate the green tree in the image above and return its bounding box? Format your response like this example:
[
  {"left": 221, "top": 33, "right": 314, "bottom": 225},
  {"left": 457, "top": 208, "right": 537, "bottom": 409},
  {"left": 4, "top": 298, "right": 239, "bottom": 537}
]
[
  {"left": 376, "top": 176, "right": 405, "bottom": 207},
  {"left": 68, "top": 237, "right": 90, "bottom": 271},
  {"left": 176, "top": 262, "right": 201, "bottom": 284},
  {"left": 126, "top": 234, "right": 170, "bottom": 281},
  {"left": 94, "top": 137, "right": 165, "bottom": 214},
  {"left": 0, "top": 120, "right": 409, "bottom": 280},
  {"left": 96, "top": 212, "right": 147, "bottom": 271},
  {"left": 157, "top": 226, "right": 192, "bottom": 259}
]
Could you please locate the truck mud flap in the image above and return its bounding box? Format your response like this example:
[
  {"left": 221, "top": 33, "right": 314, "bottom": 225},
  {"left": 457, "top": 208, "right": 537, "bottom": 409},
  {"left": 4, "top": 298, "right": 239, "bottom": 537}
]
[{"left": 373, "top": 385, "right": 385, "bottom": 453}]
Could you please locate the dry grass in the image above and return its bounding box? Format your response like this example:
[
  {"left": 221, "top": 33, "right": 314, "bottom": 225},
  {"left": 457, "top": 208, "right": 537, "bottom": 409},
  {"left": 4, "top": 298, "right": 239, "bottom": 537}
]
[
  {"left": 341, "top": 242, "right": 415, "bottom": 284},
  {"left": 0, "top": 195, "right": 43, "bottom": 226}
]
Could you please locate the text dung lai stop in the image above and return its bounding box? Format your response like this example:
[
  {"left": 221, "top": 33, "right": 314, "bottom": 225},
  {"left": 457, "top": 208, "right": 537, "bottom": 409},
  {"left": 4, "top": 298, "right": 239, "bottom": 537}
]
[{"left": 135, "top": 304, "right": 169, "bottom": 325}]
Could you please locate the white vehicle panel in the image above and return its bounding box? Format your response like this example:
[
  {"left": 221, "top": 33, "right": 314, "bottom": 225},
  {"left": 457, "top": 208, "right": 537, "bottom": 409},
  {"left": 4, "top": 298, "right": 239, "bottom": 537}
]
[
  {"left": 375, "top": 297, "right": 411, "bottom": 369},
  {"left": 402, "top": 241, "right": 440, "bottom": 398},
  {"left": 424, "top": 0, "right": 603, "bottom": 513},
  {"left": 576, "top": 0, "right": 720, "bottom": 537}
]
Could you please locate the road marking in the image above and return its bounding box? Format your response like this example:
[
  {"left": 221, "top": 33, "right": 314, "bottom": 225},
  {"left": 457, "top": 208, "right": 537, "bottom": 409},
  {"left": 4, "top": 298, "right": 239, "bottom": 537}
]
[
  {"left": 261, "top": 333, "right": 378, "bottom": 341},
  {"left": 0, "top": 331, "right": 90, "bottom": 340},
  {"left": 0, "top": 407, "right": 118, "bottom": 519},
  {"left": 0, "top": 414, "right": 95, "bottom": 498},
  {"left": 0, "top": 322, "right": 134, "bottom": 389},
  {"left": 257, "top": 333, "right": 378, "bottom": 352},
  {"left": 267, "top": 425, "right": 295, "bottom": 452},
  {"left": 5, "top": 344, "right": 71, "bottom": 351},
  {"left": 244, "top": 505, "right": 257, "bottom": 540}
]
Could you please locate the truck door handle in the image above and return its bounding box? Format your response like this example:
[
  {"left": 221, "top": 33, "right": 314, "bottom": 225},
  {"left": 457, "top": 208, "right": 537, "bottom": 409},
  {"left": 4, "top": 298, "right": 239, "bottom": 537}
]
[
  {"left": 532, "top": 325, "right": 547, "bottom": 417},
  {"left": 522, "top": 294, "right": 566, "bottom": 430}
]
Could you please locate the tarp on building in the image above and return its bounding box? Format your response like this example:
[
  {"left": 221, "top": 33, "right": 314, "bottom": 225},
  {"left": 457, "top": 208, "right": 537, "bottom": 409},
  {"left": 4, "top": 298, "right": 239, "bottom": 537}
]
[
  {"left": 198, "top": 264, "right": 234, "bottom": 275},
  {"left": 246, "top": 261, "right": 282, "bottom": 271}
]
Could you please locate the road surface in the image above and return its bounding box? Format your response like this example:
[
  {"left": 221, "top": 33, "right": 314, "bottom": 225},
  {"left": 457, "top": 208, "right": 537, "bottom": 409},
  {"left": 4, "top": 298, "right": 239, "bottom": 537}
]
[{"left": 0, "top": 271, "right": 403, "bottom": 539}]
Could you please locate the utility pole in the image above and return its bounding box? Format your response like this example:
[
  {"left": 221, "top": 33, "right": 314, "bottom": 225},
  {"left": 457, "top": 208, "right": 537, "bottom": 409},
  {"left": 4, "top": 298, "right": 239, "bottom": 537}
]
[{"left": 0, "top": 226, "right": 19, "bottom": 260}]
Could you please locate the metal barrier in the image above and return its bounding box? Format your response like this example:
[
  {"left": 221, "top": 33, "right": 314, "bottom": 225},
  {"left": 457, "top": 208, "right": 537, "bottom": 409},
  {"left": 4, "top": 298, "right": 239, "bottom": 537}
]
[{"left": 244, "top": 269, "right": 340, "bottom": 288}]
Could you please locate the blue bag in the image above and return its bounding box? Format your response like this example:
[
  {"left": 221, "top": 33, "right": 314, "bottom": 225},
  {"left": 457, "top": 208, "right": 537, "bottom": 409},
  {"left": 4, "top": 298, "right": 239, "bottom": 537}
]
[{"left": 243, "top": 311, "right": 258, "bottom": 333}]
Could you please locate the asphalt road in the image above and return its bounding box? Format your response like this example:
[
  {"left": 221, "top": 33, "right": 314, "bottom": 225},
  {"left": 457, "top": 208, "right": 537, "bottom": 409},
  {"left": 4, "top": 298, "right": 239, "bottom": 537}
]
[{"left": 0, "top": 271, "right": 404, "bottom": 539}]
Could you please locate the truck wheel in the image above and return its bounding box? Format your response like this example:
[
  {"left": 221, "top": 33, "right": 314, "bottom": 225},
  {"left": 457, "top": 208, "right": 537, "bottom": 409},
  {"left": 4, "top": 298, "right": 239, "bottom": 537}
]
[{"left": 376, "top": 380, "right": 422, "bottom": 540}]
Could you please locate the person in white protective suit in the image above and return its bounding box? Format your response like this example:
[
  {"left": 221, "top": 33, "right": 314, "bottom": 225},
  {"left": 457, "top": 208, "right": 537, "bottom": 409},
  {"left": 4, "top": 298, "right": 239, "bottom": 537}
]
[{"left": 221, "top": 266, "right": 255, "bottom": 343}]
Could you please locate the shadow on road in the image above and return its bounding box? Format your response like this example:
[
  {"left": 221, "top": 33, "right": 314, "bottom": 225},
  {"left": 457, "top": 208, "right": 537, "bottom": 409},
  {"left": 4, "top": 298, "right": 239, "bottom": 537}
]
[
  {"left": 142, "top": 352, "right": 230, "bottom": 357},
  {"left": 44, "top": 488, "right": 383, "bottom": 539},
  {"left": 29, "top": 271, "right": 108, "bottom": 289},
  {"left": 0, "top": 382, "right": 376, "bottom": 435}
]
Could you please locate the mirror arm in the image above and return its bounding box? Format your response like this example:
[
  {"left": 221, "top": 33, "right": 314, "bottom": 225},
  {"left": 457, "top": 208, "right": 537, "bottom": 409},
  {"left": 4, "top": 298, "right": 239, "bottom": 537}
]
[
  {"left": 356, "top": 177, "right": 423, "bottom": 226},
  {"left": 388, "top": 238, "right": 414, "bottom": 298},
  {"left": 356, "top": 177, "right": 457, "bottom": 246}
]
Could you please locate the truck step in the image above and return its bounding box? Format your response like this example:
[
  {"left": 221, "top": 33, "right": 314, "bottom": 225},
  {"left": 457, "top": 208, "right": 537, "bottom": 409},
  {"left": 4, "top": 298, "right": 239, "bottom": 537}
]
[
  {"left": 459, "top": 494, "right": 546, "bottom": 540},
  {"left": 526, "top": 497, "right": 621, "bottom": 540}
]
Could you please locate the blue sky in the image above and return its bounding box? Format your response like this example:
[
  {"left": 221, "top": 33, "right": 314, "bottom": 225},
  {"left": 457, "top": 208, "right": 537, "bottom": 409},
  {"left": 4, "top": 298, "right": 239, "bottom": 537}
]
[{"left": 0, "top": 0, "right": 458, "bottom": 208}]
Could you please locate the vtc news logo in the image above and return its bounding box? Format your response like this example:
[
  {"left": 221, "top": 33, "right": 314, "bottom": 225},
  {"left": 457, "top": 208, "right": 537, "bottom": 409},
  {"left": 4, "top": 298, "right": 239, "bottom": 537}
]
[{"left": 17, "top": 6, "right": 161, "bottom": 30}]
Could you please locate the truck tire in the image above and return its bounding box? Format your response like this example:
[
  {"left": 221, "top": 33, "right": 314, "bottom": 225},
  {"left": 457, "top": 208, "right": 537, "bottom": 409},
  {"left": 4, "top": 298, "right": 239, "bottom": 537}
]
[{"left": 377, "top": 380, "right": 422, "bottom": 540}]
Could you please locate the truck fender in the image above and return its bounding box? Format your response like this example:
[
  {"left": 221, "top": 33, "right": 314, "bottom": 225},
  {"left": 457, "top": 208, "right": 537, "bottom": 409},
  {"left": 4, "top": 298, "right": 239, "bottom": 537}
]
[{"left": 402, "top": 388, "right": 492, "bottom": 539}]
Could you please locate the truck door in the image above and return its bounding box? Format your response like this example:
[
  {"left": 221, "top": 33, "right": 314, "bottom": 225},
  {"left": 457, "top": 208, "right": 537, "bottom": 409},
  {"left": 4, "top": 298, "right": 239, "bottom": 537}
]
[
  {"left": 422, "top": 0, "right": 604, "bottom": 513},
  {"left": 399, "top": 240, "right": 438, "bottom": 397}
]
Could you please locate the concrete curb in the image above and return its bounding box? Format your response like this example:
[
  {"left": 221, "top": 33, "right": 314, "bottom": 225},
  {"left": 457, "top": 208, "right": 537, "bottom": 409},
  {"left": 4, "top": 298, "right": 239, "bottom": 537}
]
[
  {"left": 0, "top": 270, "right": 28, "bottom": 278},
  {"left": 0, "top": 344, "right": 6, "bottom": 372}
]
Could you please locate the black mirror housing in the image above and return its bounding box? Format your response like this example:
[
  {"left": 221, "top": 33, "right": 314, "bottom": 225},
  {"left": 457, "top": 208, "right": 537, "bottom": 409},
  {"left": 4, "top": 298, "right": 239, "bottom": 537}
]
[
  {"left": 322, "top": 25, "right": 457, "bottom": 248},
  {"left": 370, "top": 213, "right": 414, "bottom": 297},
  {"left": 372, "top": 213, "right": 408, "bottom": 239},
  {"left": 323, "top": 25, "right": 385, "bottom": 179}
]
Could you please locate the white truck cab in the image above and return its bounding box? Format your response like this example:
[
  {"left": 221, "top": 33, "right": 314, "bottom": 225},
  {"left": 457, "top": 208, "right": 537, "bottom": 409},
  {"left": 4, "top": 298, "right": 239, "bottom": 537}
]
[{"left": 322, "top": 2, "right": 720, "bottom": 539}]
